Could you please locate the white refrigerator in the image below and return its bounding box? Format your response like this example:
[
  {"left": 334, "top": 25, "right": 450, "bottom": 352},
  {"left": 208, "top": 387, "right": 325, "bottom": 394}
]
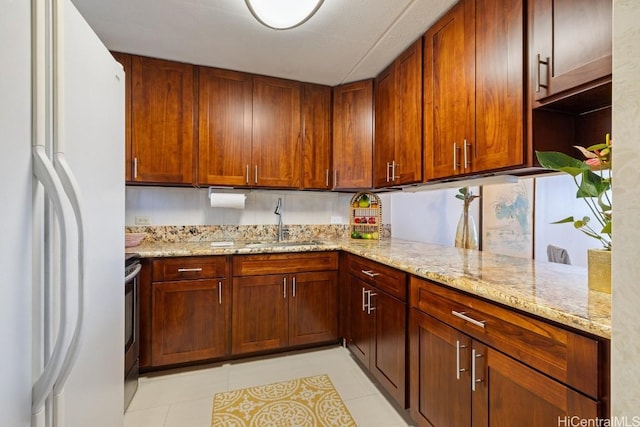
[{"left": 1, "top": 0, "right": 125, "bottom": 426}]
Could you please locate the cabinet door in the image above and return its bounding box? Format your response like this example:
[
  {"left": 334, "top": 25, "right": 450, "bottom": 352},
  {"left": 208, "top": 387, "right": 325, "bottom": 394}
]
[
  {"left": 373, "top": 65, "right": 396, "bottom": 188},
  {"left": 198, "top": 67, "right": 252, "bottom": 186},
  {"left": 409, "top": 308, "right": 472, "bottom": 427},
  {"left": 472, "top": 342, "right": 599, "bottom": 426},
  {"left": 332, "top": 80, "right": 373, "bottom": 189},
  {"left": 252, "top": 76, "right": 301, "bottom": 188},
  {"left": 348, "top": 276, "right": 374, "bottom": 368},
  {"left": 371, "top": 290, "right": 406, "bottom": 407},
  {"left": 111, "top": 52, "right": 132, "bottom": 182},
  {"left": 232, "top": 275, "right": 288, "bottom": 354},
  {"left": 151, "top": 279, "right": 229, "bottom": 366},
  {"left": 531, "top": 0, "right": 612, "bottom": 102},
  {"left": 131, "top": 56, "right": 194, "bottom": 184},
  {"left": 302, "top": 83, "right": 333, "bottom": 189},
  {"left": 472, "top": 0, "right": 524, "bottom": 172},
  {"left": 394, "top": 38, "right": 423, "bottom": 185},
  {"left": 288, "top": 271, "right": 338, "bottom": 346},
  {"left": 423, "top": 0, "right": 475, "bottom": 180}
]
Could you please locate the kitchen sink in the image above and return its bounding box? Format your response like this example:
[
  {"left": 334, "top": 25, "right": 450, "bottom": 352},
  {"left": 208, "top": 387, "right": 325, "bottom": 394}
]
[{"left": 244, "top": 240, "right": 324, "bottom": 248}]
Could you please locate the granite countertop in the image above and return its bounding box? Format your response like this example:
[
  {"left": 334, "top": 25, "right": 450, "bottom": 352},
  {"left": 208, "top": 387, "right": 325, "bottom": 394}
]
[{"left": 127, "top": 238, "right": 611, "bottom": 339}]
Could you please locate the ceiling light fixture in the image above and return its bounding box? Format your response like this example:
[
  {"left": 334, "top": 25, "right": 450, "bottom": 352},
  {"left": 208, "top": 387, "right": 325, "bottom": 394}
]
[{"left": 245, "top": 0, "right": 325, "bottom": 30}]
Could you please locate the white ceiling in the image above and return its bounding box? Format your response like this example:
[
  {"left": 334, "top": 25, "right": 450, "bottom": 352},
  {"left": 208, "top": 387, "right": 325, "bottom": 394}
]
[{"left": 71, "top": 0, "right": 457, "bottom": 86}]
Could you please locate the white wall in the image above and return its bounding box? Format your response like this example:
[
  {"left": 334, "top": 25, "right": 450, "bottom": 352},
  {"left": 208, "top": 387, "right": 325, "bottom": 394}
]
[
  {"left": 125, "top": 186, "right": 391, "bottom": 227},
  {"left": 612, "top": 0, "right": 640, "bottom": 417}
]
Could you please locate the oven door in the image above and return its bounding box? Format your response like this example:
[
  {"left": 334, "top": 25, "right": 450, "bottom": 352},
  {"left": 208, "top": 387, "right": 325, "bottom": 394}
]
[{"left": 124, "top": 261, "right": 141, "bottom": 409}]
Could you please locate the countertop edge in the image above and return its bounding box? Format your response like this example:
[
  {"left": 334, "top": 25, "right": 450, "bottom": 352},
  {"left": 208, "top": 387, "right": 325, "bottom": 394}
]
[{"left": 127, "top": 239, "right": 611, "bottom": 339}]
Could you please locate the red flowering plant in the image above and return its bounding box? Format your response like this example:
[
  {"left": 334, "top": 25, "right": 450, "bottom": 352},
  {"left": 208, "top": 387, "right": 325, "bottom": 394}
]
[{"left": 535, "top": 133, "right": 612, "bottom": 250}]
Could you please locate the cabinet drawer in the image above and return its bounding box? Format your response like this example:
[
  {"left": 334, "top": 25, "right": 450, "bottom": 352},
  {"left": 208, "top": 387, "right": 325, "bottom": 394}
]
[
  {"left": 349, "top": 255, "right": 407, "bottom": 301},
  {"left": 152, "top": 256, "right": 228, "bottom": 281},
  {"left": 233, "top": 252, "right": 338, "bottom": 276},
  {"left": 410, "top": 276, "right": 601, "bottom": 399}
]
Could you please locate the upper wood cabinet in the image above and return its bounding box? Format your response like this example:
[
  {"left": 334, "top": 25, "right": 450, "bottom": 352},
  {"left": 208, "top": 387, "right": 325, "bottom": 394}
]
[
  {"left": 530, "top": 0, "right": 612, "bottom": 105},
  {"left": 374, "top": 38, "right": 423, "bottom": 188},
  {"left": 198, "top": 68, "right": 253, "bottom": 186},
  {"left": 131, "top": 56, "right": 195, "bottom": 185},
  {"left": 332, "top": 80, "right": 374, "bottom": 190},
  {"left": 423, "top": 0, "right": 524, "bottom": 180},
  {"left": 111, "top": 52, "right": 132, "bottom": 182},
  {"left": 198, "top": 72, "right": 301, "bottom": 188},
  {"left": 302, "top": 83, "right": 333, "bottom": 190},
  {"left": 252, "top": 76, "right": 302, "bottom": 188}
]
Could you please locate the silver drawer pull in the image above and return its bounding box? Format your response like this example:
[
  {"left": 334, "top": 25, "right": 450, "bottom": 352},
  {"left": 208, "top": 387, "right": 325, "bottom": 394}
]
[
  {"left": 472, "top": 348, "right": 483, "bottom": 391},
  {"left": 451, "top": 310, "right": 486, "bottom": 328},
  {"left": 361, "top": 270, "right": 380, "bottom": 278},
  {"left": 177, "top": 268, "right": 203, "bottom": 273},
  {"left": 456, "top": 340, "right": 467, "bottom": 380}
]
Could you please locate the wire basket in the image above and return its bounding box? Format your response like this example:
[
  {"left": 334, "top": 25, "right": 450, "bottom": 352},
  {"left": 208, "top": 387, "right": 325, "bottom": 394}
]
[{"left": 349, "top": 192, "right": 381, "bottom": 240}]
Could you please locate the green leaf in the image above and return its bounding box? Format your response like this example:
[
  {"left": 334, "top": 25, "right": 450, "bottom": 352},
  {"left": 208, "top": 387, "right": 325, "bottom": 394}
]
[
  {"left": 601, "top": 222, "right": 612, "bottom": 234},
  {"left": 598, "top": 194, "right": 611, "bottom": 212},
  {"left": 586, "top": 143, "right": 608, "bottom": 152},
  {"left": 551, "top": 216, "right": 575, "bottom": 224},
  {"left": 535, "top": 151, "right": 589, "bottom": 177},
  {"left": 455, "top": 194, "right": 465, "bottom": 201},
  {"left": 576, "top": 170, "right": 608, "bottom": 198}
]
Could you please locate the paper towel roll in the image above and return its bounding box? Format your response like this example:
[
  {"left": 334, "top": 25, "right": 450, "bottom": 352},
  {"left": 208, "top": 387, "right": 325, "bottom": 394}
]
[{"left": 209, "top": 193, "right": 246, "bottom": 209}]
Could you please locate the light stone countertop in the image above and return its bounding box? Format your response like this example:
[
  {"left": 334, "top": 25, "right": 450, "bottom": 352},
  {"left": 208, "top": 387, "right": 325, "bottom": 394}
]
[{"left": 127, "top": 237, "right": 611, "bottom": 339}]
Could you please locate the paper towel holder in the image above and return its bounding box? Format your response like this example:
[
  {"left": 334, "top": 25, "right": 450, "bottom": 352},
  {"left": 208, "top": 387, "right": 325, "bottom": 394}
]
[{"left": 208, "top": 187, "right": 241, "bottom": 198}]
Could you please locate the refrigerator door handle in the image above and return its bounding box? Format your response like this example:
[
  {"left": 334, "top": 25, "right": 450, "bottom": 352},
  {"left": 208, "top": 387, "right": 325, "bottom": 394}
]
[
  {"left": 52, "top": 153, "right": 85, "bottom": 394},
  {"left": 31, "top": 146, "right": 76, "bottom": 417}
]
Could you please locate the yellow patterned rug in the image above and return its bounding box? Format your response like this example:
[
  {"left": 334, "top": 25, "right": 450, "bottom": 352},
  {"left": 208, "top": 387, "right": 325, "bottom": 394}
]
[{"left": 211, "top": 374, "right": 357, "bottom": 426}]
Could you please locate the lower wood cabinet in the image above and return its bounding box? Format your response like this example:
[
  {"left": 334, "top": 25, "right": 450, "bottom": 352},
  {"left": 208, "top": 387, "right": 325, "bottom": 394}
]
[
  {"left": 409, "top": 276, "right": 606, "bottom": 426},
  {"left": 232, "top": 252, "right": 339, "bottom": 355},
  {"left": 149, "top": 256, "right": 230, "bottom": 367},
  {"left": 347, "top": 255, "right": 407, "bottom": 407}
]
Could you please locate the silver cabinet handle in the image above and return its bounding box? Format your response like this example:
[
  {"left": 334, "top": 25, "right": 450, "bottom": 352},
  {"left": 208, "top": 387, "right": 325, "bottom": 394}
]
[
  {"left": 463, "top": 140, "right": 470, "bottom": 169},
  {"left": 218, "top": 281, "right": 222, "bottom": 305},
  {"left": 451, "top": 310, "right": 486, "bottom": 328},
  {"left": 472, "top": 348, "right": 483, "bottom": 391},
  {"left": 254, "top": 165, "right": 258, "bottom": 184},
  {"left": 362, "top": 287, "right": 367, "bottom": 311},
  {"left": 333, "top": 169, "right": 337, "bottom": 188},
  {"left": 133, "top": 157, "right": 138, "bottom": 179},
  {"left": 456, "top": 340, "right": 467, "bottom": 380},
  {"left": 283, "top": 277, "right": 287, "bottom": 298},
  {"left": 177, "top": 267, "right": 203, "bottom": 273},
  {"left": 367, "top": 292, "right": 377, "bottom": 314},
  {"left": 453, "top": 142, "right": 458, "bottom": 171},
  {"left": 392, "top": 161, "right": 398, "bottom": 181},
  {"left": 292, "top": 276, "right": 296, "bottom": 297},
  {"left": 361, "top": 270, "right": 380, "bottom": 278},
  {"left": 245, "top": 164, "right": 249, "bottom": 184},
  {"left": 536, "top": 54, "right": 549, "bottom": 93},
  {"left": 386, "top": 162, "right": 391, "bottom": 182},
  {"left": 325, "top": 169, "right": 329, "bottom": 187}
]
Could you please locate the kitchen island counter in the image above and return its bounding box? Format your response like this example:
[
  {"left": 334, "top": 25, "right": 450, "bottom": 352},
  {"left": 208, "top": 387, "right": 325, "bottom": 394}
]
[{"left": 128, "top": 238, "right": 610, "bottom": 339}]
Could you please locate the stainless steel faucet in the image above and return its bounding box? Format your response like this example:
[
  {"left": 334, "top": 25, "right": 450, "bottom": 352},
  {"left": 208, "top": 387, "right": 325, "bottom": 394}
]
[{"left": 274, "top": 198, "right": 284, "bottom": 242}]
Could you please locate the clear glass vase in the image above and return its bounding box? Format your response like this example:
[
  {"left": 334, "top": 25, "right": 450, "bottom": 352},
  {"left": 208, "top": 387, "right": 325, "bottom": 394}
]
[{"left": 455, "top": 205, "right": 478, "bottom": 249}]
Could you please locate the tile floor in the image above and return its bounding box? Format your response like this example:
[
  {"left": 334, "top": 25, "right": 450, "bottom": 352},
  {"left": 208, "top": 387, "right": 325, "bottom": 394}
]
[{"left": 124, "top": 345, "right": 414, "bottom": 427}]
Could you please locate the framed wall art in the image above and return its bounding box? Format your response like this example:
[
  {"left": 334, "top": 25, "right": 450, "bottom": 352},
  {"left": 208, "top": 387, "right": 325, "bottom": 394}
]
[{"left": 481, "top": 179, "right": 535, "bottom": 258}]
